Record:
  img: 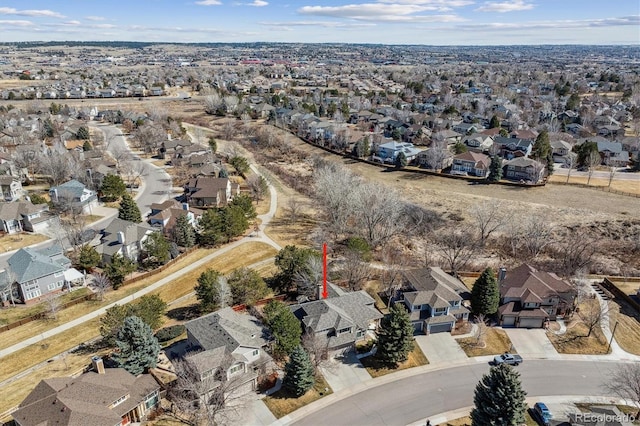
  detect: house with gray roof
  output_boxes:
[0,175,24,201]
[397,267,470,334]
[183,307,272,395]
[0,200,53,234]
[503,157,545,183]
[2,244,72,304]
[49,179,97,214]
[95,218,155,264]
[290,284,383,352]
[375,140,423,164]
[13,357,160,426]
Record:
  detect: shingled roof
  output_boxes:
[7,244,69,283]
[500,264,575,300]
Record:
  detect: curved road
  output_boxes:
[288,360,632,426]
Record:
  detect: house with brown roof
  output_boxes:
[185,177,240,208]
[396,267,470,334]
[0,175,24,201]
[148,200,201,237]
[451,151,490,177]
[498,264,577,328]
[0,200,53,234]
[503,157,545,183]
[13,357,160,426]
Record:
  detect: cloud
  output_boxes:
[249,0,269,6]
[0,19,34,27]
[195,0,222,5]
[456,15,640,31]
[85,16,106,21]
[298,3,466,22]
[475,0,534,13]
[261,20,376,28]
[0,7,65,18]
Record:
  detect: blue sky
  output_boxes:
[0,1,638,44]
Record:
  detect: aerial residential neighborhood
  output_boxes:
[0,2,639,426]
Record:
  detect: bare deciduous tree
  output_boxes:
[578,298,608,338]
[586,150,601,186]
[474,314,488,347]
[294,255,323,300]
[602,363,640,418]
[92,273,111,301]
[285,197,303,225]
[340,249,371,292]
[564,152,577,183]
[379,247,407,308]
[552,230,597,277]
[519,213,555,259]
[302,331,329,374]
[246,174,268,203]
[44,293,61,320]
[433,226,477,277]
[470,200,505,247]
[605,158,617,188]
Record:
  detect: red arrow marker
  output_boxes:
[322,242,328,299]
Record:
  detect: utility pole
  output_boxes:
[607,321,618,354]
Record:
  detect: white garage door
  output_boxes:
[502,316,516,326]
[519,317,544,329]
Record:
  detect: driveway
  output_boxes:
[503,328,560,359]
[415,333,468,365]
[320,351,371,393]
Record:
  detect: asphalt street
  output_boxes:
[289,360,629,426]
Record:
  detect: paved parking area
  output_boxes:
[320,351,372,392]
[415,333,468,364]
[503,328,560,359]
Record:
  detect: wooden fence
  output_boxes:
[232,294,286,312]
[548,181,640,198]
[601,277,640,314]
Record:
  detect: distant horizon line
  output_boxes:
[1,41,638,47]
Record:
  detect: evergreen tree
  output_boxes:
[470,267,500,316]
[101,174,127,202]
[532,130,553,176]
[229,156,250,176]
[77,244,100,272]
[118,193,142,223]
[471,364,528,426]
[104,253,137,289]
[83,140,92,151]
[230,193,257,220]
[489,115,500,129]
[218,168,228,178]
[395,151,407,168]
[100,295,166,346]
[273,245,320,293]
[28,193,48,205]
[76,126,90,140]
[194,269,228,313]
[283,345,315,397]
[208,136,217,154]
[376,304,414,367]
[263,300,302,358]
[454,141,468,154]
[227,267,269,306]
[142,231,171,268]
[113,316,161,375]
[173,214,195,248]
[487,155,503,182]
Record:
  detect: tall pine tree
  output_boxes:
[470,267,500,316]
[283,345,315,397]
[113,315,161,375]
[118,193,142,223]
[532,130,553,177]
[487,155,503,182]
[471,364,528,426]
[376,304,414,367]
[173,214,195,248]
[194,269,228,313]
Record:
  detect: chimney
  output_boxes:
[498,267,507,284]
[167,132,172,141]
[116,231,125,245]
[182,202,189,211]
[92,356,105,374]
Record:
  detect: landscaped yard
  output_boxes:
[262,374,333,419]
[360,344,429,378]
[608,299,640,355]
[0,232,48,254]
[547,322,609,355]
[456,328,514,357]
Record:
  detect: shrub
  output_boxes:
[154,324,186,342]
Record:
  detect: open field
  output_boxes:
[608,279,640,296]
[0,79,53,90]
[547,174,640,196]
[456,328,514,357]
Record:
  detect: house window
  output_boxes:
[356,329,365,339]
[144,390,159,410]
[47,283,57,291]
[54,271,63,278]
[111,394,129,408]
[337,327,351,335]
[450,300,460,307]
[252,349,259,357]
[434,307,447,316]
[229,363,243,375]
[57,281,64,288]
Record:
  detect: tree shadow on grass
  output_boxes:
[166,305,200,322]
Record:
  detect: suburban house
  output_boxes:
[498,264,577,328]
[185,177,240,208]
[451,151,491,177]
[95,218,155,264]
[396,267,470,334]
[183,307,272,396]
[49,179,97,214]
[289,284,383,352]
[0,201,52,234]
[550,140,573,157]
[503,157,545,183]
[0,175,24,201]
[374,140,422,164]
[493,136,533,159]
[596,140,630,166]
[2,244,74,304]
[462,133,494,152]
[12,357,160,426]
[148,199,201,237]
